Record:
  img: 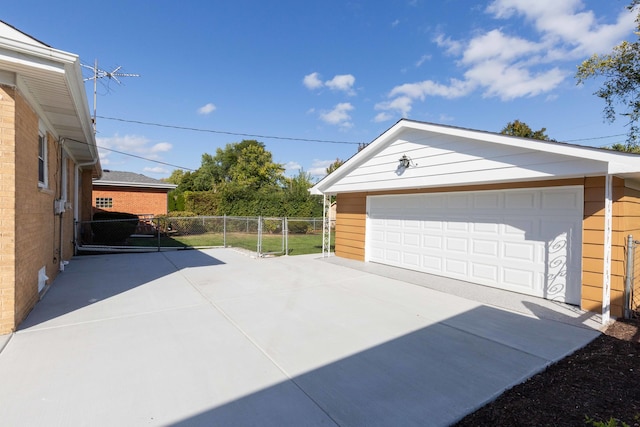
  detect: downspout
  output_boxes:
[602,174,613,325]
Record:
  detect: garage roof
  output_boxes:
[0,21,100,175]
[311,119,640,195]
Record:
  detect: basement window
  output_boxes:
[95,197,113,208]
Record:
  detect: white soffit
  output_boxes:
[310,119,640,194]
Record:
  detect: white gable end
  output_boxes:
[323,129,608,194]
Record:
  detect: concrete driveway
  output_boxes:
[0,249,601,426]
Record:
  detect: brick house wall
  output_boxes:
[0,85,82,334]
[92,186,170,216]
[0,85,17,333]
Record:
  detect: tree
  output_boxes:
[576,1,640,148]
[325,158,344,175]
[500,120,554,141]
[228,142,284,189]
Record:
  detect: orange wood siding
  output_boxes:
[335,193,366,260]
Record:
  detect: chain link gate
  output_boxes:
[625,235,640,319]
[77,215,328,257]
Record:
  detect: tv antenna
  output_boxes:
[82,59,139,133]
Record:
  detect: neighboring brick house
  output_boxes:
[92,170,177,216]
[0,21,101,334]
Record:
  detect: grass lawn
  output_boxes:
[127,231,335,255]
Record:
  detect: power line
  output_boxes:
[97,145,196,171]
[563,133,626,143]
[97,115,363,145]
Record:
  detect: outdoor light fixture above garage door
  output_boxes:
[398,154,416,169]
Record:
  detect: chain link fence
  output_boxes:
[625,235,640,319]
[77,215,334,257]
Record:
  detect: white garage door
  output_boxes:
[367,187,583,304]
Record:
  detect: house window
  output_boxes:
[38,133,47,187]
[95,197,113,208]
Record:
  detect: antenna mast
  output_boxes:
[82,59,139,133]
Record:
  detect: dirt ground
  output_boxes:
[454,317,640,426]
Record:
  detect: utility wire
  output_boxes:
[97,145,196,171]
[65,137,196,171]
[563,133,626,143]
[97,115,363,145]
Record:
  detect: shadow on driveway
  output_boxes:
[19,250,225,330]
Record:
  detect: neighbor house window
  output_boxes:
[95,197,113,208]
[38,132,47,187]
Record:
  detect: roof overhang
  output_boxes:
[311,119,640,195]
[0,23,101,176]
[92,180,178,190]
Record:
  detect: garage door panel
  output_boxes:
[503,242,535,262]
[505,192,537,210]
[473,192,501,209]
[367,187,583,305]
[473,222,499,233]
[445,259,468,276]
[472,263,499,281]
[445,237,468,253]
[472,240,499,257]
[403,233,420,246]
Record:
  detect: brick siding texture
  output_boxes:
[0,86,79,334]
[0,85,17,334]
[92,187,169,216]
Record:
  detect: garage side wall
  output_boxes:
[582,177,630,318]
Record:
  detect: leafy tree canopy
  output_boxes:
[576,1,640,148]
[325,158,344,175]
[500,120,555,141]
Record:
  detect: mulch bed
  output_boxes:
[454,317,640,427]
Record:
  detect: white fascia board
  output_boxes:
[94,181,178,190]
[64,58,98,159]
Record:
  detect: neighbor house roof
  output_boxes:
[0,20,100,175]
[93,170,178,190]
[311,119,640,195]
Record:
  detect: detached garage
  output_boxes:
[310,119,640,321]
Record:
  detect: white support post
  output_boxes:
[322,194,331,258]
[602,174,613,324]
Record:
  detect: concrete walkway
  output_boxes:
[0,249,601,426]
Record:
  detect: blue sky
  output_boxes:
[3,1,637,179]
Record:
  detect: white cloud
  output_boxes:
[197,103,216,115]
[416,54,431,67]
[320,103,354,128]
[374,112,394,123]
[304,72,356,95]
[97,134,173,166]
[325,74,356,95]
[143,166,170,175]
[303,72,324,90]
[150,142,172,153]
[284,161,302,175]
[375,1,636,117]
[308,159,336,178]
[391,19,400,28]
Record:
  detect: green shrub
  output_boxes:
[91,211,139,244]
